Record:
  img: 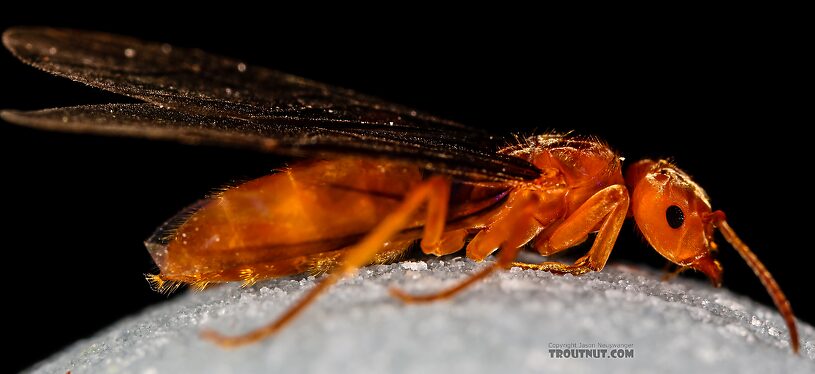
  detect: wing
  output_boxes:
[1,27,540,182]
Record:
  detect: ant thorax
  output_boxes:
[500,134,625,210]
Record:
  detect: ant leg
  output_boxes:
[660,263,688,282]
[422,229,469,256]
[512,184,628,275]
[417,179,463,256]
[390,192,542,303]
[389,245,523,303]
[201,176,451,347]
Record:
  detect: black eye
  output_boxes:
[666,205,685,229]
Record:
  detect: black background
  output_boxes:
[1,11,810,372]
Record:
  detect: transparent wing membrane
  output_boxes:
[2,27,540,181]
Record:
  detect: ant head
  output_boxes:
[625,158,799,353]
[625,159,722,286]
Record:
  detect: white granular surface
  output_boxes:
[28,257,814,373]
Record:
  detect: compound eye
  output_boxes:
[666,205,685,229]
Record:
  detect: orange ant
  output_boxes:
[0,27,799,353]
[160,137,794,353]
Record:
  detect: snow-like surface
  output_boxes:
[29,257,814,373]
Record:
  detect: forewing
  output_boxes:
[1,104,538,181]
[2,27,540,181]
